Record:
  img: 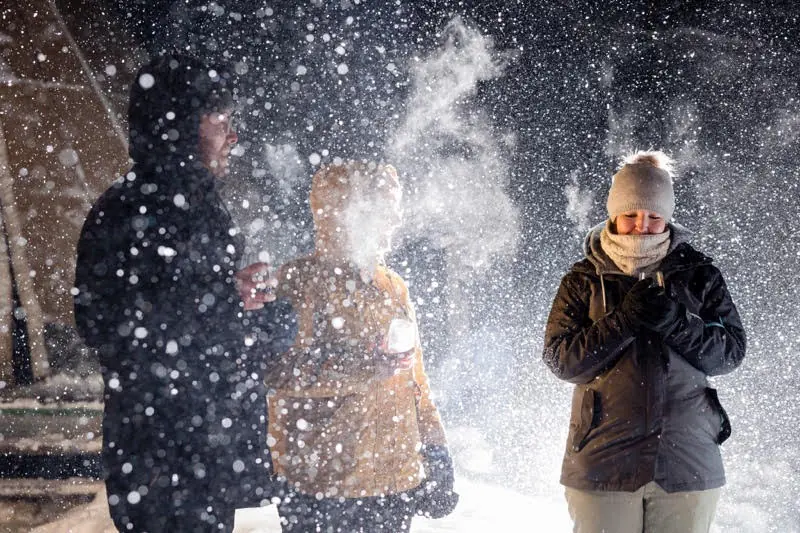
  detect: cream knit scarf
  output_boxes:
[599,220,671,276]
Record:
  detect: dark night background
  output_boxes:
[7,0,799,530]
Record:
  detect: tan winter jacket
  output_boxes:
[265,256,447,498]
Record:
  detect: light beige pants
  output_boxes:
[565,481,721,533]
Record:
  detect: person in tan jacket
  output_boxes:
[265,161,458,532]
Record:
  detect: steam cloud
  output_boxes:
[232,142,311,266]
[564,172,594,233]
[387,17,520,277]
[239,17,521,276]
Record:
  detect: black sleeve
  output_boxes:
[73,200,130,372]
[244,297,298,369]
[665,266,746,376]
[74,195,245,375]
[542,272,636,384]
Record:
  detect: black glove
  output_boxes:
[414,445,459,519]
[639,290,682,333]
[619,279,680,334]
[618,279,658,331]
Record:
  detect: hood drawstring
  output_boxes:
[600,273,608,314]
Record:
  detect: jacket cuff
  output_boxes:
[664,305,702,347]
[423,444,451,460]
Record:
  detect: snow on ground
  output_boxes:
[236,478,571,533]
[20,428,800,533]
[28,478,570,533]
[23,462,800,533]
[712,447,800,533]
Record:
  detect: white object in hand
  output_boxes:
[386,318,416,354]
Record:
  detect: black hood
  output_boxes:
[128,53,234,167]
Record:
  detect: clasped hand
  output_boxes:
[620,278,681,334]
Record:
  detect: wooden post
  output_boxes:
[0,120,49,381]
[0,213,13,387]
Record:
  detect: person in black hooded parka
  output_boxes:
[74,54,295,532]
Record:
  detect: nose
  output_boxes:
[227,128,238,145]
[635,214,650,234]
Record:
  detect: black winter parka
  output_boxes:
[74,160,294,525]
[73,55,295,531]
[543,235,746,493]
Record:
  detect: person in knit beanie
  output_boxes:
[542,151,747,533]
[600,151,675,276]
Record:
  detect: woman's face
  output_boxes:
[614,209,667,235]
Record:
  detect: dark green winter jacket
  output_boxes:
[543,224,746,493]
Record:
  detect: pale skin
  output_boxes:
[321,173,404,262]
[613,209,667,235]
[197,111,277,310]
[235,262,277,310]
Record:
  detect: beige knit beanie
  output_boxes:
[607,153,675,221]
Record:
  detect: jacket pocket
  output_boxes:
[705,387,731,444]
[571,388,601,452]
